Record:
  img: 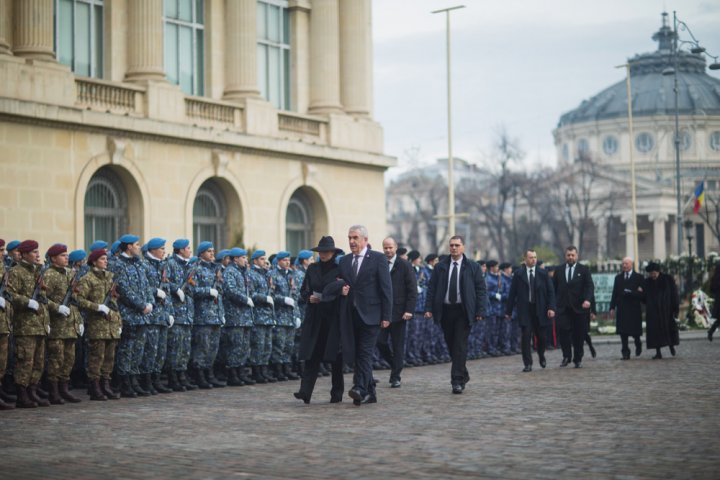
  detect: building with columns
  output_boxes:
[0,0,393,253]
[553,13,720,260]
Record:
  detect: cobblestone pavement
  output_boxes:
[2,333,718,480]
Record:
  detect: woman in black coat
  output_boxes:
[642,262,679,359]
[293,236,345,404]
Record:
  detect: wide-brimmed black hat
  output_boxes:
[321,279,347,302]
[311,236,342,253]
[645,261,662,273]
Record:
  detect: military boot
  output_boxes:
[89,379,107,401]
[226,367,244,386]
[273,363,288,381]
[101,378,120,400]
[168,370,186,392]
[206,369,226,388]
[152,373,172,394]
[195,368,212,389]
[130,375,151,396]
[48,381,65,405]
[262,365,277,383]
[142,373,158,395]
[284,363,299,380]
[28,384,50,407]
[15,385,36,408]
[239,367,256,385]
[59,381,82,403]
[178,370,197,390]
[120,375,137,398]
[251,366,267,384]
[0,381,16,403]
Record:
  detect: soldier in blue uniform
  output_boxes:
[405,251,424,366]
[247,250,276,383]
[498,262,519,354]
[220,247,256,386]
[113,234,154,398]
[190,241,226,389]
[68,249,88,389]
[423,254,450,363]
[485,260,510,356]
[139,237,174,394]
[269,251,299,381]
[164,238,196,391]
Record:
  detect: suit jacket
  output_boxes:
[506,266,556,327]
[338,248,392,325]
[388,257,417,323]
[553,262,594,316]
[424,254,487,325]
[609,271,644,336]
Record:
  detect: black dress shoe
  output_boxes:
[348,388,370,406]
[390,379,401,388]
[539,357,546,369]
[522,365,532,372]
[451,384,463,394]
[574,362,582,368]
[652,351,663,360]
[330,397,342,404]
[589,345,597,358]
[560,358,570,367]
[635,344,642,356]
[621,354,630,360]
[669,345,676,356]
[293,391,310,404]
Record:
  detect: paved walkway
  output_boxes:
[2,332,718,479]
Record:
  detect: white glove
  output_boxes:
[266,296,274,305]
[156,288,167,300]
[58,305,71,316]
[97,304,110,315]
[210,288,219,298]
[221,316,226,326]
[0,296,5,309]
[145,303,153,313]
[176,289,186,303]
[294,317,302,329]
[495,293,502,301]
[168,315,175,328]
[417,286,423,294]
[246,298,255,308]
[284,297,296,308]
[46,324,51,334]
[28,299,39,311]
[79,323,85,336]
[118,327,123,336]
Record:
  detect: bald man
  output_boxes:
[609,257,644,360]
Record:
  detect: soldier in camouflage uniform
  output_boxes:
[114,234,154,398]
[67,249,88,390]
[220,247,256,386]
[5,240,21,268]
[292,250,313,373]
[75,249,122,400]
[0,240,16,409]
[269,251,300,381]
[140,238,174,394]
[190,241,226,389]
[7,240,51,408]
[42,244,83,404]
[247,250,276,383]
[164,238,196,391]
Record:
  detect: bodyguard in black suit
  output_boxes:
[339,225,392,406]
[506,249,556,372]
[376,238,417,388]
[552,246,594,368]
[609,257,644,359]
[425,235,487,394]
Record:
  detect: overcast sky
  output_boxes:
[372,0,720,175]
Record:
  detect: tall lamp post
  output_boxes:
[684,219,694,294]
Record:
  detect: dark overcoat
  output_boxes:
[609,271,644,336]
[643,273,679,349]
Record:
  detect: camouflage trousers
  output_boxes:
[249,325,273,366]
[140,325,168,374]
[165,324,192,372]
[218,326,251,368]
[14,335,45,387]
[115,324,147,376]
[46,338,77,382]
[87,339,118,380]
[191,325,221,370]
[0,333,8,378]
[270,326,295,364]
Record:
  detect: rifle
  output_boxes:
[179,265,198,293]
[212,265,223,304]
[101,280,119,319]
[0,270,9,309]
[159,265,170,304]
[31,264,50,314]
[61,269,81,308]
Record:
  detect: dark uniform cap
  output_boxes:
[408,250,421,262]
[88,248,107,265]
[0,239,4,248]
[645,262,662,273]
[6,240,20,251]
[486,260,498,268]
[46,243,68,258]
[397,247,408,256]
[17,240,39,253]
[425,253,438,263]
[499,262,512,270]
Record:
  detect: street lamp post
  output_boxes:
[684,219,694,294]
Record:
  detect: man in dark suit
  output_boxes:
[424,235,487,394]
[610,257,644,360]
[506,249,556,372]
[339,225,392,406]
[552,246,594,368]
[376,237,417,388]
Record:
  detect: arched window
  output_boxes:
[193,180,226,248]
[286,191,313,255]
[84,167,127,249]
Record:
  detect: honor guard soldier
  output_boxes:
[269,251,299,382]
[42,244,84,404]
[75,249,122,400]
[5,240,21,268]
[247,250,276,384]
[0,239,15,409]
[7,240,51,407]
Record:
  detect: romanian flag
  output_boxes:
[693,181,705,214]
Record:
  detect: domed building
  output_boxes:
[554,12,720,261]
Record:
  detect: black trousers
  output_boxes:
[351,308,380,398]
[376,320,407,381]
[558,310,588,364]
[521,307,545,367]
[440,304,471,386]
[620,334,642,356]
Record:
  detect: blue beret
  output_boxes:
[251,249,266,260]
[147,237,166,250]
[197,241,213,255]
[189,256,198,264]
[228,247,247,257]
[110,240,121,255]
[89,240,108,251]
[173,238,189,250]
[141,243,149,253]
[69,249,86,263]
[276,251,290,260]
[298,250,313,260]
[6,240,20,251]
[216,249,230,261]
[119,234,140,244]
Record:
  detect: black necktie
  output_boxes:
[567,265,573,283]
[626,272,630,281]
[352,255,360,280]
[449,262,458,304]
[529,269,535,303]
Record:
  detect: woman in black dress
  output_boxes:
[293,236,345,404]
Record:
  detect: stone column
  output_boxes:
[339,0,371,117]
[223,0,260,100]
[649,214,668,260]
[289,0,311,113]
[308,0,342,114]
[593,216,607,262]
[125,0,166,82]
[12,0,54,60]
[0,0,12,55]
[621,215,636,260]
